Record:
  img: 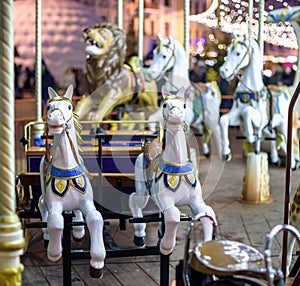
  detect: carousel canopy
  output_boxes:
[14,0,103,81]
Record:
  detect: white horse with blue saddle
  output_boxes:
[147,34,223,160]
[129,86,216,255]
[38,85,106,279]
[219,34,298,169]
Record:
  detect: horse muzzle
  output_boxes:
[219,66,235,81]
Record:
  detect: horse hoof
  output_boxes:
[89,265,104,280]
[203,152,210,158]
[272,159,282,167]
[73,235,85,242]
[160,246,173,256]
[48,253,62,262]
[223,153,232,162]
[44,239,49,249]
[134,235,145,247]
[292,161,300,171]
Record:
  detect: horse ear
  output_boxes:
[65,85,74,100]
[161,85,169,99]
[177,86,185,98]
[157,33,164,43]
[48,87,58,99]
[232,32,237,39]
[168,35,173,44]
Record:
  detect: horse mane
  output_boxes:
[73,111,83,153]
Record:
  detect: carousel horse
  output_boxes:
[129,86,216,255]
[38,85,106,279]
[219,33,298,169]
[147,34,223,160]
[74,22,158,122]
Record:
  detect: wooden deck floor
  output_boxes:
[17,126,300,285]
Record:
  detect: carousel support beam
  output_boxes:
[117,0,123,29]
[0,0,25,284]
[184,0,190,67]
[33,0,44,146]
[138,0,144,63]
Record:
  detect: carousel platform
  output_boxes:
[16,126,300,285]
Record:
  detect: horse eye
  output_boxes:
[163,103,167,108]
[183,104,186,109]
[68,105,72,110]
[47,106,50,111]
[236,52,240,56]
[162,55,166,59]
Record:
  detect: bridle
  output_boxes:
[225,39,251,82]
[45,97,82,167]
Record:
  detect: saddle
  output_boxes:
[143,141,163,183]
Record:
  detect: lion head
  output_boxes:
[82,23,127,93]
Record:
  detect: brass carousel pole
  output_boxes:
[138,0,144,63]
[117,0,123,29]
[33,0,44,145]
[0,0,25,285]
[184,0,190,68]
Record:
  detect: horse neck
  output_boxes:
[51,127,81,169]
[162,122,189,164]
[237,44,264,92]
[168,42,190,91]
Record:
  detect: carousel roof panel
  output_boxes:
[13,0,103,81]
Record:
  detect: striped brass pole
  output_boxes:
[184,0,190,68]
[33,0,44,146]
[0,0,25,285]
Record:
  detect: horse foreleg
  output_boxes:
[129,181,149,246]
[47,209,63,262]
[84,205,106,279]
[219,113,231,160]
[269,139,280,165]
[38,195,49,242]
[72,209,85,241]
[160,206,180,255]
[243,107,256,144]
[189,202,216,241]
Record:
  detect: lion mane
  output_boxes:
[83,22,128,94]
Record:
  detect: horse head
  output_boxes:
[267,6,299,23]
[219,34,251,81]
[46,85,74,135]
[148,34,176,80]
[161,85,186,125]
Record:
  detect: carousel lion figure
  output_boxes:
[74,22,159,122]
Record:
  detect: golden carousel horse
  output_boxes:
[74,22,158,122]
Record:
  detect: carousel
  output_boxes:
[2,0,300,285]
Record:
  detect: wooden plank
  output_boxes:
[216,210,250,244]
[22,265,49,285]
[39,265,65,286]
[105,263,159,286]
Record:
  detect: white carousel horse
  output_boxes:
[38,85,105,279]
[147,34,223,160]
[129,86,216,255]
[219,34,298,169]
